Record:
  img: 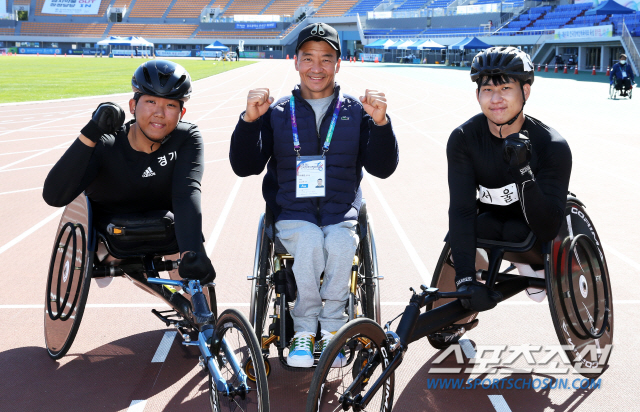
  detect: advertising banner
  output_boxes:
[196,50,224,57]
[367,11,392,19]
[234,14,280,22]
[155,50,191,57]
[235,22,277,30]
[67,48,106,55]
[361,53,382,62]
[18,47,61,54]
[554,24,613,40]
[41,0,102,15]
[239,51,265,58]
[457,3,499,14]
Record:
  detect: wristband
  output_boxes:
[80,120,105,143]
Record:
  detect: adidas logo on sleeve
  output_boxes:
[142,167,156,178]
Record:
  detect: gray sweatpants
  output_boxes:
[275,219,359,333]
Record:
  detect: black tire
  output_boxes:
[361,229,376,321]
[209,309,269,412]
[547,198,613,379]
[425,241,480,350]
[44,195,93,360]
[253,226,273,339]
[306,318,394,412]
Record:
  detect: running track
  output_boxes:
[1,59,639,411]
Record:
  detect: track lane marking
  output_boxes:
[365,173,432,284]
[488,395,513,412]
[151,331,177,363]
[0,187,42,196]
[205,177,242,256]
[0,208,63,256]
[126,400,147,412]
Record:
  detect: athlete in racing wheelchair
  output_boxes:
[42,60,269,411]
[306,47,613,411]
[229,23,399,370]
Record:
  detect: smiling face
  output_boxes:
[295,40,341,100]
[129,95,185,143]
[476,77,530,128]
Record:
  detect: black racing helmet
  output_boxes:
[131,60,192,102]
[470,46,535,86]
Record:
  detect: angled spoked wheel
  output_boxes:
[547,197,613,378]
[209,309,269,412]
[306,318,394,412]
[44,194,94,360]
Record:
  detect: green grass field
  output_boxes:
[0,56,255,103]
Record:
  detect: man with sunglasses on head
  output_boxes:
[230,23,399,368]
[447,47,572,313]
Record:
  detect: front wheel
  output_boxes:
[209,309,269,412]
[306,318,394,412]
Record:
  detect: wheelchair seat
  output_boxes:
[477,231,544,268]
[94,210,179,259]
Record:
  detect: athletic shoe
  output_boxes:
[287,331,315,368]
[320,330,347,368]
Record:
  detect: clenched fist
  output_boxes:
[244,88,274,123]
[359,89,388,126]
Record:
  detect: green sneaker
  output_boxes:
[320,330,347,368]
[287,331,315,368]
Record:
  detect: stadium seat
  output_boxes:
[167,0,212,19]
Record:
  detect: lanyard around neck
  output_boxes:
[290,95,341,157]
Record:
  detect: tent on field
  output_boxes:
[97,36,154,56]
[449,36,492,50]
[205,41,230,51]
[364,38,391,48]
[585,0,635,15]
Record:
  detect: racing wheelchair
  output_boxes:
[44,194,269,411]
[247,200,382,374]
[609,78,633,100]
[306,193,613,411]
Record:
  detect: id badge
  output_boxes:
[296,155,326,198]
[622,71,627,78]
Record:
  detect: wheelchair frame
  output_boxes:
[44,194,269,411]
[609,79,633,100]
[306,193,613,411]
[247,200,382,372]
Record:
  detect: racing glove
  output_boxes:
[456,277,503,312]
[179,251,216,284]
[503,132,535,185]
[80,102,126,143]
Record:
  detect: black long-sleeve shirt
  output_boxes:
[43,120,204,253]
[447,114,572,281]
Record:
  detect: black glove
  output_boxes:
[456,277,503,312]
[503,132,534,184]
[80,102,126,143]
[179,251,216,283]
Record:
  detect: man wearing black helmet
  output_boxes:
[43,59,214,285]
[447,47,572,312]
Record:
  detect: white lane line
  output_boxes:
[0,208,63,256]
[0,139,73,171]
[204,139,230,145]
[365,173,432,284]
[151,331,177,363]
[604,244,640,272]
[204,158,229,164]
[205,177,242,256]
[0,187,42,196]
[5,300,639,309]
[459,337,477,359]
[0,148,64,156]
[127,399,147,412]
[488,395,513,412]
[0,163,55,172]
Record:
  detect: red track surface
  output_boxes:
[1,59,638,411]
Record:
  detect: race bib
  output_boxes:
[478,183,519,206]
[296,155,326,198]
